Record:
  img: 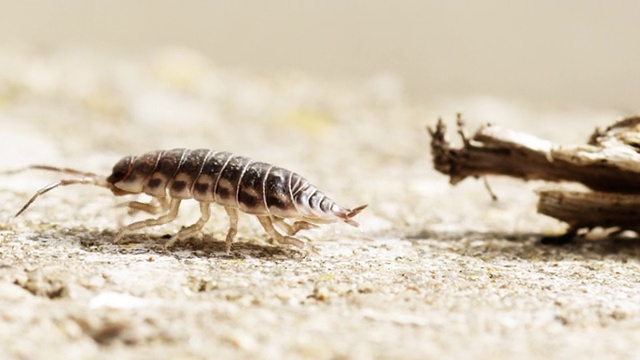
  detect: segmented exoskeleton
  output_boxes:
[9,149,367,254]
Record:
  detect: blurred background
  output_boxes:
[2,3,640,360]
[0,0,638,111]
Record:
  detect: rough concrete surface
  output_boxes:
[1,48,639,359]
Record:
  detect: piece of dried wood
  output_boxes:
[536,188,640,231]
[428,114,640,239]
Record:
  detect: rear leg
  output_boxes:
[113,198,182,243]
[273,218,318,236]
[257,216,305,249]
[165,202,211,249]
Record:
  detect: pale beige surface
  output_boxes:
[1,1,639,109]
[1,48,639,359]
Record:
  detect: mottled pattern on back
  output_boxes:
[107,148,358,223]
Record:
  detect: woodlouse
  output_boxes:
[9,149,367,254]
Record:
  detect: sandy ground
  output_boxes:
[1,47,639,359]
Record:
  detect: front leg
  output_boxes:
[114,198,181,243]
[118,196,169,216]
[165,202,212,249]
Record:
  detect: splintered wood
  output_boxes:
[429,115,640,240]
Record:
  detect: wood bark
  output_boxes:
[428,115,640,239]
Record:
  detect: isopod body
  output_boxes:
[12,149,367,254]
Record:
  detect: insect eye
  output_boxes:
[107,156,134,184]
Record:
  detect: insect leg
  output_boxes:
[113,198,181,243]
[256,216,305,249]
[118,196,169,216]
[165,202,211,249]
[272,218,318,236]
[223,207,239,255]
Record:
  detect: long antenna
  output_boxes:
[1,165,100,178]
[4,165,110,216]
[15,177,110,217]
